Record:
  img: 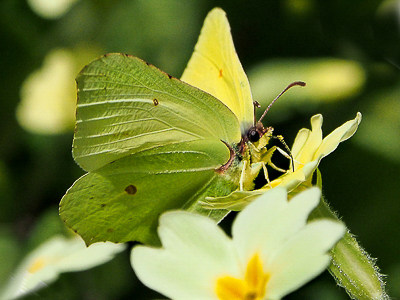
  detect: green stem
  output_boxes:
[309,194,389,300]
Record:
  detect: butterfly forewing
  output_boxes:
[74,54,241,172]
[181,8,254,133]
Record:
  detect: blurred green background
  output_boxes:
[1,0,399,299]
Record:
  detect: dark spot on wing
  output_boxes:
[125,184,137,195]
[153,98,159,106]
[101,203,106,208]
[167,73,173,79]
[219,69,223,77]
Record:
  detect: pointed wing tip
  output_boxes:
[209,7,226,15]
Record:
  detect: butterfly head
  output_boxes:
[239,81,306,154]
[239,122,273,156]
[246,122,272,143]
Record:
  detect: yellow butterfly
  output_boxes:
[182,8,302,191]
[60,8,295,245]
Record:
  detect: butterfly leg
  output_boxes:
[261,162,272,188]
[259,146,292,184]
[268,159,288,173]
[275,146,292,160]
[240,158,265,191]
[239,160,247,191]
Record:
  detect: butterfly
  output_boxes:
[60,8,299,246]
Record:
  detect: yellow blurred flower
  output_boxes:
[17,49,77,135]
[1,235,125,300]
[249,59,366,111]
[27,0,79,19]
[17,46,102,135]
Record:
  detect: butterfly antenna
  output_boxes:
[258,81,306,123]
[253,101,261,125]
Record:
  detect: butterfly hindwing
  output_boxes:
[60,139,238,245]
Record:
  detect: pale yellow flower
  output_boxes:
[1,236,125,300]
[268,112,362,191]
[17,49,77,135]
[131,188,345,300]
[17,46,102,135]
[202,113,362,211]
[27,0,79,19]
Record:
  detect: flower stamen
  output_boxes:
[216,253,269,300]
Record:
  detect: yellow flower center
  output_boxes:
[216,253,269,300]
[28,257,47,273]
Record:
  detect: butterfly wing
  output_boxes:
[181,8,254,133]
[60,140,238,246]
[60,54,241,245]
[73,54,240,172]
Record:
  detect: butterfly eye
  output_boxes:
[248,128,260,143]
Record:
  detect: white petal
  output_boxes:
[158,212,237,269]
[259,188,322,263]
[275,158,320,192]
[295,114,323,165]
[131,211,239,300]
[273,176,303,193]
[232,188,321,266]
[56,241,126,272]
[132,246,220,300]
[314,112,362,160]
[265,220,345,299]
[300,157,321,177]
[291,128,310,159]
[232,188,286,262]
